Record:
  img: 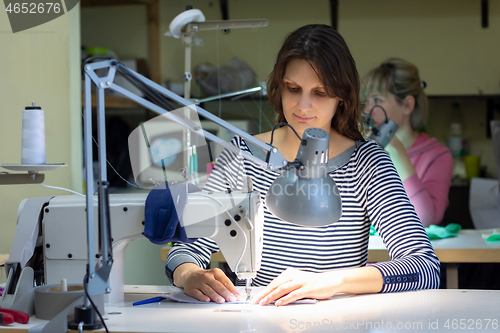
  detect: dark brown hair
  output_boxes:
[267,24,364,141]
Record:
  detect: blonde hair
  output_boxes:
[362,58,428,130]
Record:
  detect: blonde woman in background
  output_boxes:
[362,58,453,227]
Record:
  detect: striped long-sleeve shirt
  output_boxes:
[166,136,440,292]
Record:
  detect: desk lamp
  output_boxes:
[266,127,342,226]
[363,105,398,148]
[78,58,342,330]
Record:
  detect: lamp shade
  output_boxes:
[265,128,342,227]
[369,118,398,148]
[364,105,398,148]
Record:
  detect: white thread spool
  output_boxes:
[60,278,67,292]
[21,101,46,165]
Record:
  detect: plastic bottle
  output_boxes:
[446,102,467,185]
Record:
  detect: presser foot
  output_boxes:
[245,278,252,301]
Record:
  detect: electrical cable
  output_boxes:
[216,29,222,118]
[369,105,389,121]
[258,27,263,134]
[102,155,140,188]
[207,141,214,163]
[268,122,303,170]
[368,105,389,136]
[83,273,109,333]
[38,26,45,107]
[39,183,86,197]
[161,159,169,184]
[269,122,302,146]
[38,183,144,207]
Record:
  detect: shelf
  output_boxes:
[81,0,157,6]
[0,173,44,185]
[428,95,500,99]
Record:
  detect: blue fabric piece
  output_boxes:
[143,183,200,245]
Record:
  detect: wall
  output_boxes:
[0,6,82,284]
[340,0,500,96]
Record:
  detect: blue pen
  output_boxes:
[132,296,165,306]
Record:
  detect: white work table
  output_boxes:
[1,289,499,332]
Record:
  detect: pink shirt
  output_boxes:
[402,133,453,227]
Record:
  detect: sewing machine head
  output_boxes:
[2,187,264,305]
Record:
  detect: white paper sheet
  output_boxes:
[161,286,352,305]
[163,287,252,304]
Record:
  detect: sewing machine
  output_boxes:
[2,183,263,306]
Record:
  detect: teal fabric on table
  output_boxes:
[486,234,500,242]
[370,223,463,240]
[426,223,462,240]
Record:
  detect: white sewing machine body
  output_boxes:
[42,194,146,304]
[3,188,263,305]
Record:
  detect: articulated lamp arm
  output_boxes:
[82,59,288,298]
[84,59,288,171]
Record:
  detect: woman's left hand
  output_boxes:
[251,268,340,306]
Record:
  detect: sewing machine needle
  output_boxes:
[245,278,252,301]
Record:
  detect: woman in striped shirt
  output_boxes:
[166,24,440,306]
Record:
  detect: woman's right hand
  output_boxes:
[173,263,241,303]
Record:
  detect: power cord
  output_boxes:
[83,273,110,333]
[269,122,302,146]
[38,183,144,208]
[367,105,389,136]
[268,122,303,170]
